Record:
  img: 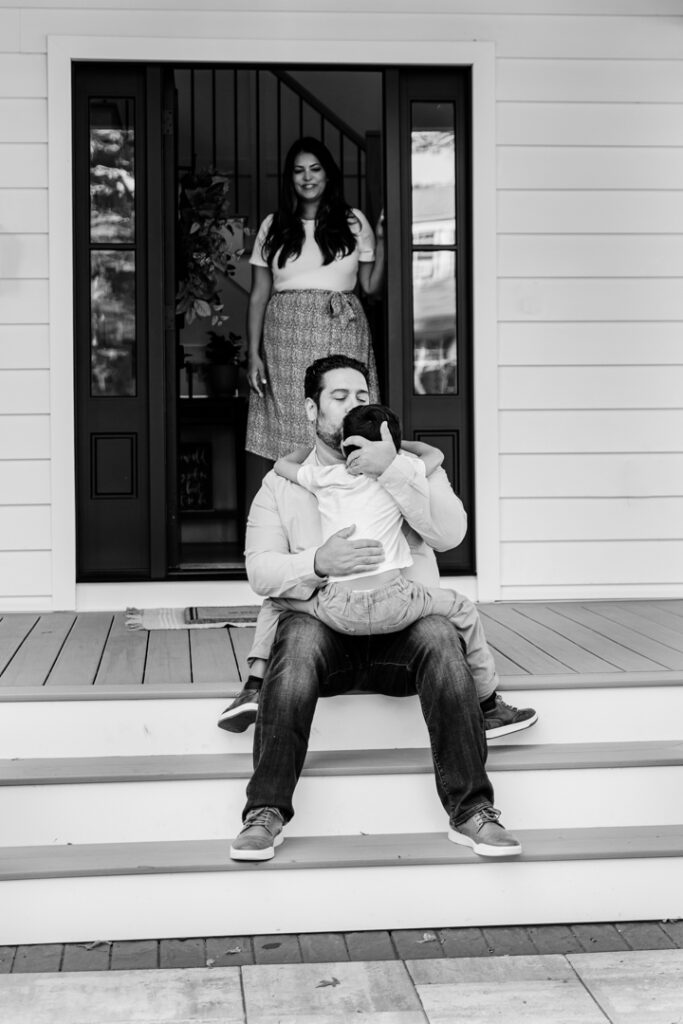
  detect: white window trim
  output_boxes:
[47,35,499,610]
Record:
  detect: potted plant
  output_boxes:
[202,330,246,397]
[175,169,241,326]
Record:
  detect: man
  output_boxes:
[230,354,523,862]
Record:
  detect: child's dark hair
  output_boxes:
[342,404,402,455]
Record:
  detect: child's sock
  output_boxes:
[244,675,263,692]
[479,692,497,713]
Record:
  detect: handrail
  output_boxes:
[272,69,367,152]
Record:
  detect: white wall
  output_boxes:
[0,41,52,608]
[0,0,682,609]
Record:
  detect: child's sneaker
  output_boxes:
[483,694,537,739]
[217,689,260,732]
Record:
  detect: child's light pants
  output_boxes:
[251,575,498,701]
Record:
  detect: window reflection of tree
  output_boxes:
[411,126,457,395]
[90,252,136,396]
[90,127,135,242]
[89,120,137,396]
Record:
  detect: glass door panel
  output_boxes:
[387,68,474,574]
[89,97,138,398]
[410,101,458,396]
[74,66,151,579]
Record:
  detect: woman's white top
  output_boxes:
[249,209,376,292]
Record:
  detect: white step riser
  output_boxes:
[2,857,683,946]
[2,766,682,846]
[2,687,683,758]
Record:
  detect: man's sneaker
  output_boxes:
[230,807,284,861]
[448,806,522,857]
[483,693,538,739]
[217,688,260,732]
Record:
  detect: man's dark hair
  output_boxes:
[304,354,369,405]
[342,403,402,455]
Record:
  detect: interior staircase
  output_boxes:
[2,663,683,945]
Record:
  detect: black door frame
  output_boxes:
[73,61,474,581]
[385,65,474,573]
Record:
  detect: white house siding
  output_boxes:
[0,26,51,608]
[0,1,682,609]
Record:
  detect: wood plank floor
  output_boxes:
[0,599,682,698]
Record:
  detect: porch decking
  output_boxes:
[1,599,683,699]
[2,598,683,944]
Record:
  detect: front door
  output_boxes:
[73,63,474,581]
[386,68,474,574]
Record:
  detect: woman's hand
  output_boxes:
[359,209,386,297]
[248,354,268,397]
[246,265,273,396]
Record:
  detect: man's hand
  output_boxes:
[344,421,397,479]
[313,525,385,577]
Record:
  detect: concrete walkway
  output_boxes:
[1,948,682,1023]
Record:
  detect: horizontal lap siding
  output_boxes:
[498,236,683,279]
[0,236,49,279]
[499,323,683,365]
[0,461,50,504]
[498,148,683,191]
[500,410,683,453]
[0,506,51,548]
[500,454,683,498]
[501,498,683,541]
[497,58,683,103]
[1,2,682,602]
[502,542,683,586]
[0,145,48,188]
[493,14,683,596]
[14,11,683,57]
[499,192,683,233]
[499,367,683,409]
[0,32,50,598]
[0,326,49,370]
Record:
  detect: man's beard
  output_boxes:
[316,423,343,452]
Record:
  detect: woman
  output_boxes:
[245,137,385,461]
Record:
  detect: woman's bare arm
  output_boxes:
[247,264,273,396]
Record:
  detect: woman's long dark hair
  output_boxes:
[262,137,358,269]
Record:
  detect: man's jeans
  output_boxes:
[244,612,494,828]
[251,577,498,703]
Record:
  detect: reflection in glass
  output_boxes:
[90,98,135,243]
[90,250,136,396]
[411,102,455,246]
[411,101,458,394]
[412,251,457,395]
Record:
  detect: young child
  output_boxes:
[219,404,537,739]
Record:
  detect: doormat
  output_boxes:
[125,606,261,631]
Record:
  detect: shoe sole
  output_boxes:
[485,710,538,740]
[229,834,284,862]
[448,828,522,857]
[217,705,258,733]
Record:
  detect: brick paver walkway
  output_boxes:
[3,920,683,974]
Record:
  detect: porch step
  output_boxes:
[2,825,683,944]
[5,739,683,783]
[2,742,683,845]
[3,681,683,759]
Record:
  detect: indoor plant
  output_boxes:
[175,169,240,326]
[202,329,246,397]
